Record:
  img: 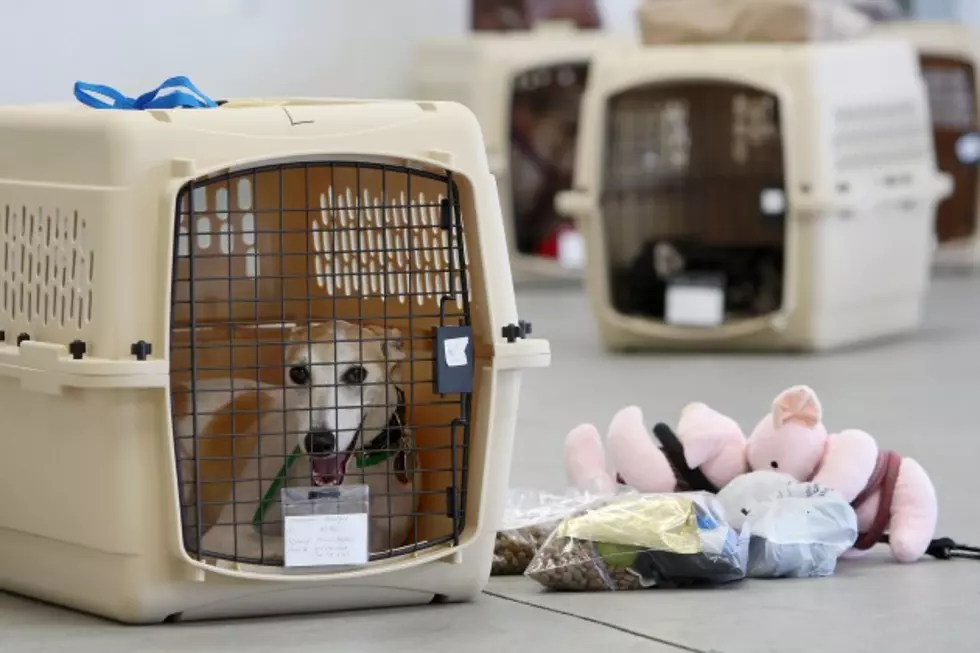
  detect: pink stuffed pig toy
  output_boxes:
[747,385,938,563]
[565,402,750,495]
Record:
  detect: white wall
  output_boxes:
[0,0,468,103]
[0,0,639,105]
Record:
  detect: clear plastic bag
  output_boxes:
[740,482,859,578]
[524,493,746,591]
[492,488,616,576]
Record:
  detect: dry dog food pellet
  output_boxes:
[525,535,642,591]
[491,523,557,576]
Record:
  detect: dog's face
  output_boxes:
[283,321,405,486]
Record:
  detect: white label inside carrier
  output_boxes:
[665,284,724,327]
[283,513,369,567]
[759,188,786,216]
[444,336,470,368]
[557,229,586,269]
[957,133,980,164]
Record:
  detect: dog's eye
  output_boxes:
[288,365,310,385]
[341,365,368,385]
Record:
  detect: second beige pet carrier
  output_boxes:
[872,20,980,269]
[558,39,951,352]
[0,98,550,623]
[412,22,627,283]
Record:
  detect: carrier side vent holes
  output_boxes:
[178,179,260,277]
[1,206,94,328]
[178,175,471,307]
[312,187,470,307]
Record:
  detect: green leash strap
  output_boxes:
[252,445,304,529]
[354,448,398,469]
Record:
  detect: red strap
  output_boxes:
[853,450,903,550]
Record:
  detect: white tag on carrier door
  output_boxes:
[281,485,370,568]
[665,276,725,327]
[284,513,369,567]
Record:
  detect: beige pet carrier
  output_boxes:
[412,22,627,283]
[872,21,980,269]
[0,98,550,623]
[557,39,951,352]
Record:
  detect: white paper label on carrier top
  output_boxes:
[443,336,470,368]
[665,284,725,327]
[956,133,980,164]
[283,513,369,567]
[558,229,586,269]
[759,188,786,216]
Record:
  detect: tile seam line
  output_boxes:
[482,590,718,653]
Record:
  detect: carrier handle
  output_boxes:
[554,189,594,222]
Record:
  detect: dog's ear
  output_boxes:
[382,327,405,364]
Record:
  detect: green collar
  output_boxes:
[251,445,397,529]
[355,448,398,469]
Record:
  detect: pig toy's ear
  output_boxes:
[772,385,822,429]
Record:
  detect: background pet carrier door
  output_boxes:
[871,21,980,269]
[411,22,627,283]
[602,81,787,328]
[558,40,952,352]
[0,99,549,623]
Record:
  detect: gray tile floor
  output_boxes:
[3,273,980,652]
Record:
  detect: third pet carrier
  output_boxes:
[557,39,951,352]
[872,20,980,269]
[412,21,627,283]
[0,98,549,622]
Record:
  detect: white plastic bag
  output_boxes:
[718,472,858,578]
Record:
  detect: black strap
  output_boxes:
[652,423,721,494]
[878,535,980,560]
[362,386,406,453]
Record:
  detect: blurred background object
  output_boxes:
[473,0,602,30]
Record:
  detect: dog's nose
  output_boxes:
[304,428,336,455]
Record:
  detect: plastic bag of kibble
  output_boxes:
[492,488,624,576]
[524,493,746,591]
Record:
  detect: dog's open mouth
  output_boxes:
[310,454,351,487]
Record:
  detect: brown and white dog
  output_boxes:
[173,320,419,564]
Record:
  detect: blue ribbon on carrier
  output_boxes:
[73,75,218,110]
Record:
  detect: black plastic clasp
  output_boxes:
[445,486,459,519]
[501,320,532,343]
[439,198,453,230]
[433,325,473,395]
[130,340,153,361]
[68,340,87,360]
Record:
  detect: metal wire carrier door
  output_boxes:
[169,160,474,567]
[602,81,788,324]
